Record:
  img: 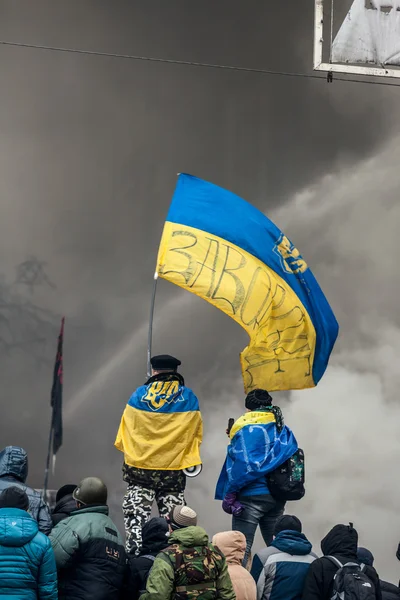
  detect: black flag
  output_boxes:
[51,317,64,456]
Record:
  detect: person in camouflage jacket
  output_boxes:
[140,506,235,600]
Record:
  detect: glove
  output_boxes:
[222,493,244,516]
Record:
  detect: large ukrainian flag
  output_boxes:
[115,379,202,470]
[157,174,338,392]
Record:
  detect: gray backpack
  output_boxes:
[326,556,376,600]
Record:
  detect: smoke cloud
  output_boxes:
[1,0,399,583]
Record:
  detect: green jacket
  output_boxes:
[140,526,235,600]
[49,505,126,600]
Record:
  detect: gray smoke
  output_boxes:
[0,0,399,582]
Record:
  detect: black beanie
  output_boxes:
[56,484,77,503]
[245,389,273,411]
[0,486,29,510]
[274,515,302,536]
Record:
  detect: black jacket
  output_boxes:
[51,494,77,526]
[0,446,52,535]
[381,580,400,600]
[124,517,169,600]
[302,525,382,600]
[50,505,126,600]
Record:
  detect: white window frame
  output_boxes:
[313,0,400,78]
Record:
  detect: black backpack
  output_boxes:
[267,448,305,501]
[327,556,376,600]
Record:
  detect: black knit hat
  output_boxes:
[245,389,273,411]
[56,484,77,504]
[0,486,29,511]
[274,515,302,536]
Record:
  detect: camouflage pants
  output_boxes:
[123,484,186,555]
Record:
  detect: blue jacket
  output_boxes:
[251,530,317,600]
[0,446,52,534]
[0,507,58,599]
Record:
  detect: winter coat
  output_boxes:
[0,446,52,535]
[0,507,57,599]
[124,517,170,600]
[51,494,76,526]
[140,526,236,600]
[213,530,256,600]
[49,504,126,600]
[251,529,317,600]
[302,524,382,600]
[381,580,400,600]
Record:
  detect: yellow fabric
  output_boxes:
[114,404,203,470]
[157,222,316,392]
[229,411,276,439]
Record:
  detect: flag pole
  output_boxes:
[42,416,54,501]
[147,272,159,378]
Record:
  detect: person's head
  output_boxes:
[166,505,197,532]
[56,484,77,504]
[140,517,170,555]
[321,523,358,558]
[0,486,29,511]
[245,389,273,412]
[0,446,28,483]
[274,515,302,537]
[357,547,374,567]
[150,354,181,376]
[73,477,107,508]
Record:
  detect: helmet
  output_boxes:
[73,477,107,506]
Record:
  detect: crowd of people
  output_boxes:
[0,355,399,599]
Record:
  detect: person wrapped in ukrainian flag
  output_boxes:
[115,354,202,556]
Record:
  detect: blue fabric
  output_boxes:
[167,174,339,384]
[252,531,315,600]
[272,530,313,555]
[128,383,199,413]
[240,477,270,496]
[0,507,57,599]
[0,447,52,535]
[215,420,298,499]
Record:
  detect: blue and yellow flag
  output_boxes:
[215,411,298,499]
[157,174,338,392]
[115,379,203,470]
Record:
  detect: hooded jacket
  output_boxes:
[380,581,400,600]
[140,526,236,600]
[50,504,126,600]
[51,494,77,526]
[0,507,57,599]
[0,446,52,535]
[251,529,316,600]
[302,525,381,600]
[213,531,257,600]
[124,517,170,600]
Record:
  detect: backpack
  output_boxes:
[138,555,156,594]
[267,448,305,501]
[163,543,222,599]
[326,556,376,600]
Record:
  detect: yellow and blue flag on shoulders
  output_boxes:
[115,378,203,470]
[157,174,338,392]
[215,411,298,499]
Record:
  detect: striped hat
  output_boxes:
[168,505,197,530]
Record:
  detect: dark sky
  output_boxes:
[1,0,399,578]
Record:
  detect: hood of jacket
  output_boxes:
[140,517,169,555]
[0,447,28,483]
[53,494,77,518]
[271,530,313,556]
[0,508,38,547]
[212,531,245,565]
[170,526,209,547]
[321,524,358,560]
